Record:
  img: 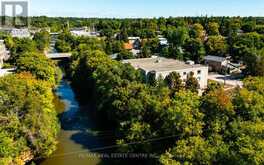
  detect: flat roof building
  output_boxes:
[123,57,209,89]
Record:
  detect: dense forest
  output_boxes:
[0,16,264,164]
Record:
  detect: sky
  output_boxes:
[29,0,264,18]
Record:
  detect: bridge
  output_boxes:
[46,53,72,59]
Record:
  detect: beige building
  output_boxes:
[123,57,209,89]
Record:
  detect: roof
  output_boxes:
[123,43,133,50]
[123,57,207,72]
[204,55,228,63]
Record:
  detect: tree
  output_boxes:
[190,23,205,41]
[242,48,264,76]
[16,52,61,86]
[33,30,50,52]
[139,45,152,58]
[205,35,228,56]
[55,39,71,52]
[208,22,220,36]
[117,50,134,60]
[167,27,189,48]
[185,72,199,93]
[184,38,206,63]
[147,71,157,86]
[0,73,59,164]
[165,72,183,93]
[241,20,256,33]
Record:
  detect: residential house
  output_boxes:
[123,37,141,56]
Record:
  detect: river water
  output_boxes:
[40,80,113,165]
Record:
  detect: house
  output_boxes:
[0,40,10,68]
[10,28,31,38]
[127,37,141,49]
[123,56,209,90]
[204,55,231,72]
[123,37,141,56]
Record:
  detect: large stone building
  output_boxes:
[123,57,209,89]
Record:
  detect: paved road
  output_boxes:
[208,74,243,88]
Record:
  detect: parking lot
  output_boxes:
[208,73,243,88]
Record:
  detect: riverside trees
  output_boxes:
[0,73,60,164]
[0,32,61,164]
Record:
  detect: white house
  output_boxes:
[123,57,209,90]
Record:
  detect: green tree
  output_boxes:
[33,30,50,52]
[184,38,206,63]
[185,72,199,93]
[16,52,61,86]
[165,72,183,93]
[140,45,152,58]
[205,35,228,56]
[0,73,59,164]
[117,50,134,60]
[190,23,205,41]
[208,22,220,36]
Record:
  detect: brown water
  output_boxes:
[40,80,113,165]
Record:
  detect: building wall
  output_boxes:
[155,67,209,89]
[205,60,227,72]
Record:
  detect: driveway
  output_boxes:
[208,73,243,88]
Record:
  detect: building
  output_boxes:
[123,37,141,56]
[204,55,230,72]
[10,28,31,38]
[123,57,208,89]
[0,40,9,68]
[70,27,100,37]
[127,37,141,49]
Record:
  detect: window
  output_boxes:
[197,70,201,74]
[197,77,201,81]
[183,72,187,75]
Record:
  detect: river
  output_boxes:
[40,80,113,165]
